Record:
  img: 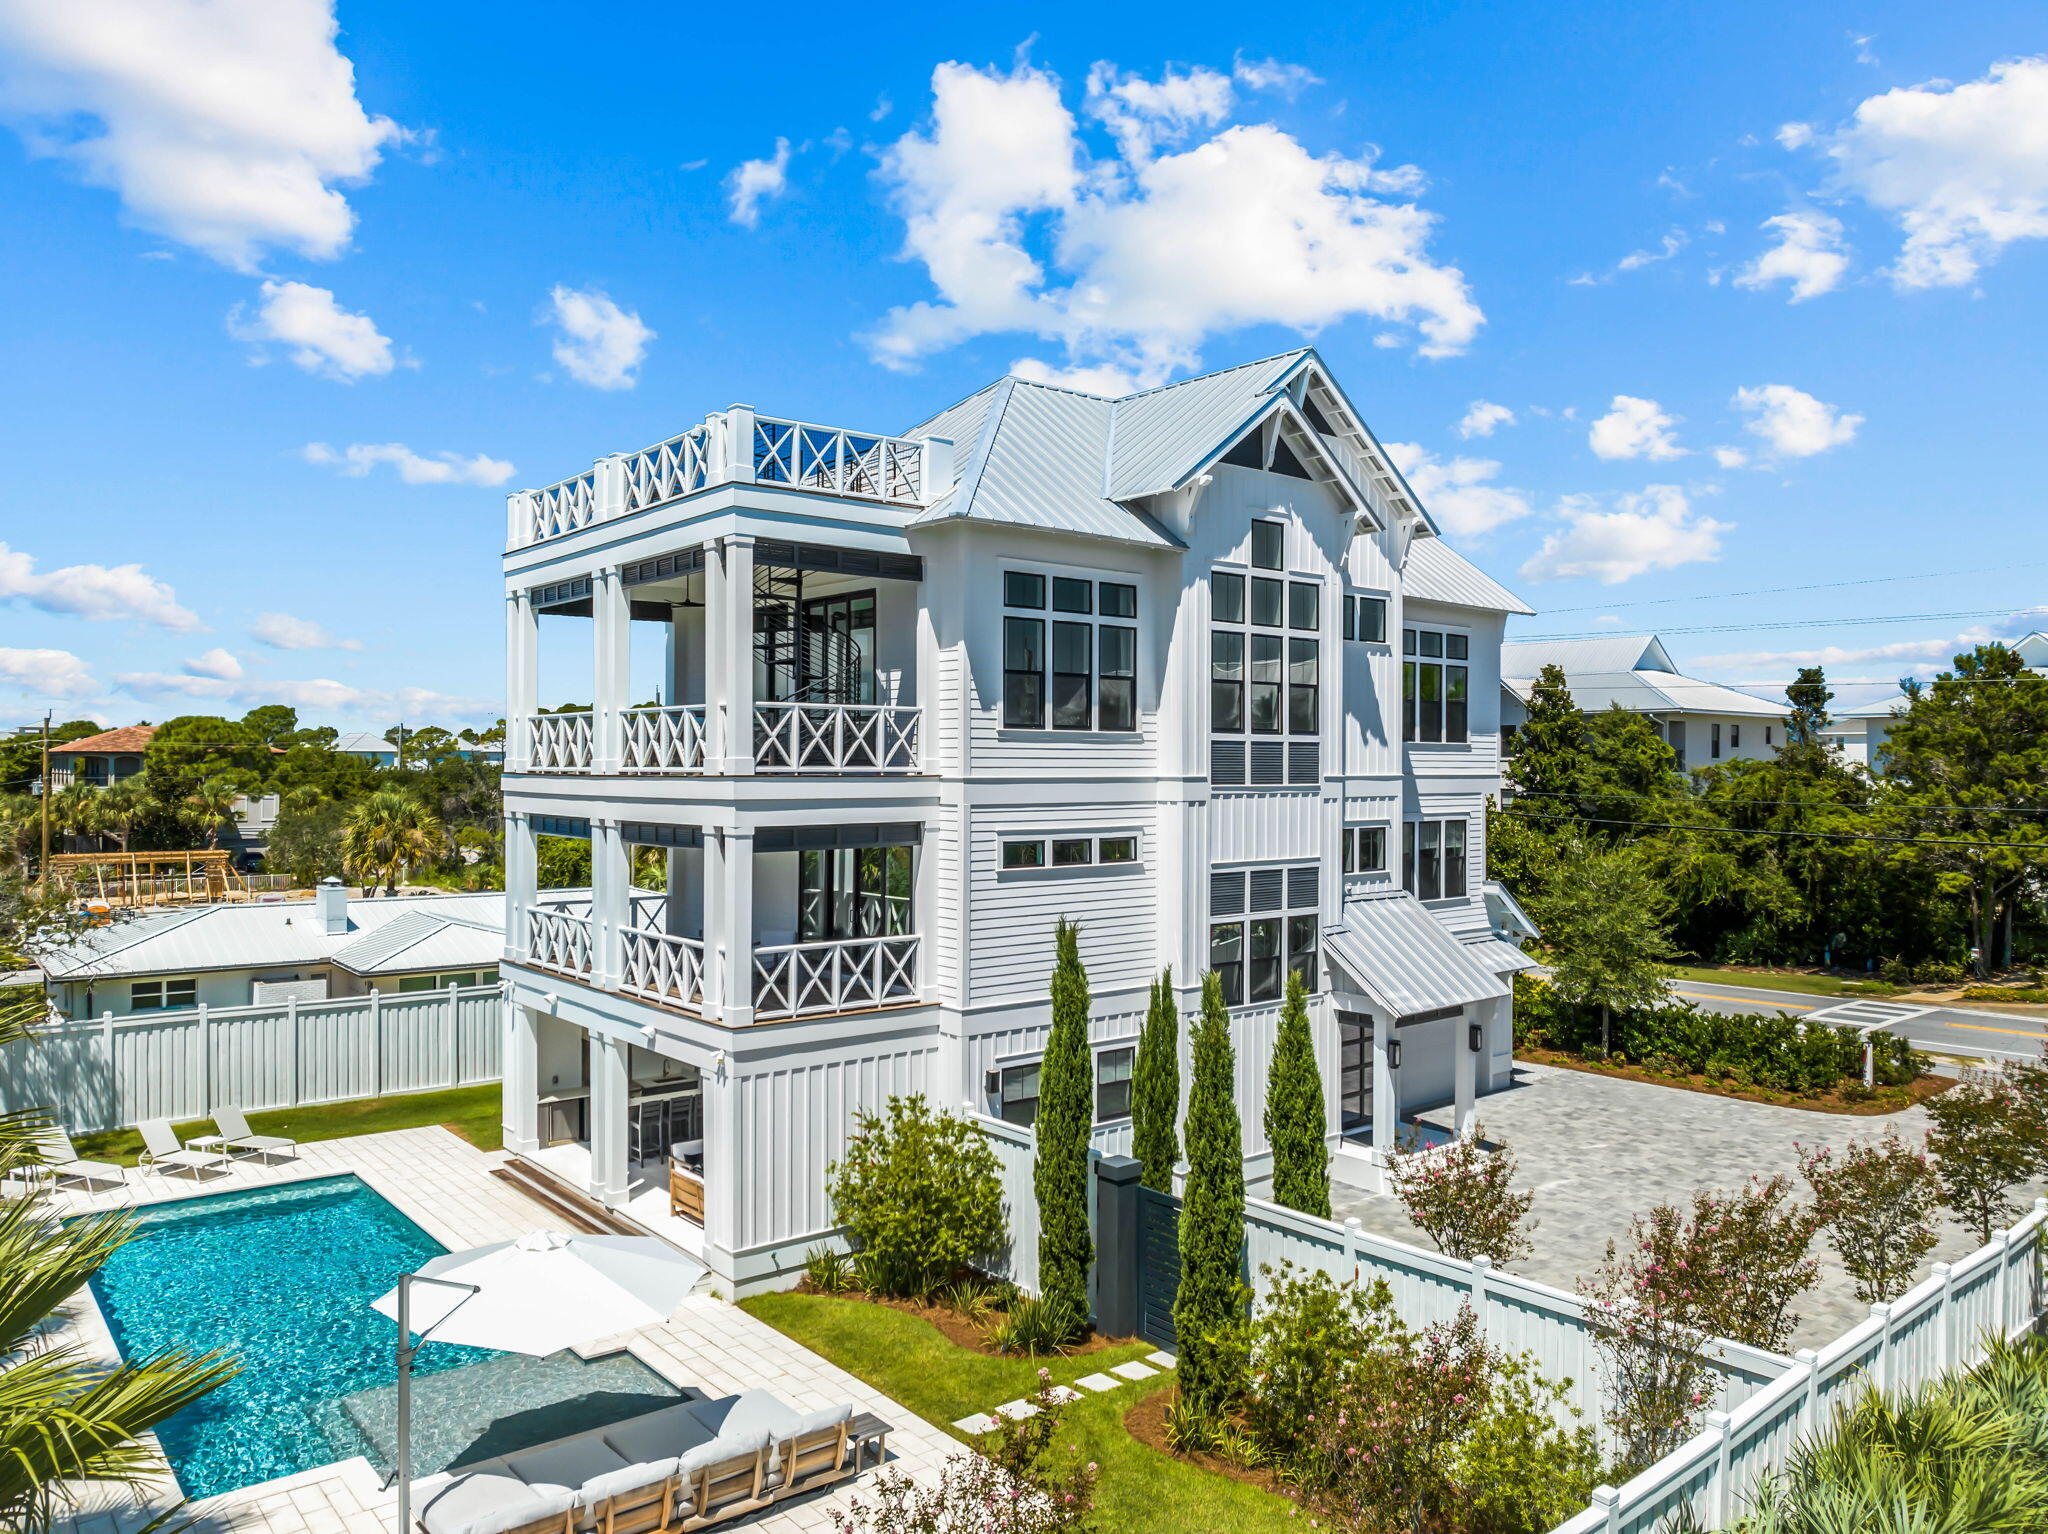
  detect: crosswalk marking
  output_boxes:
[1806,999,1937,1030]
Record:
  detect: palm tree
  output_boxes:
[341,790,445,895]
[52,786,113,852]
[182,777,241,850]
[101,779,147,853]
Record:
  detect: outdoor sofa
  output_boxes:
[414,1389,890,1534]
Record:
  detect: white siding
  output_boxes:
[966,806,1158,1005]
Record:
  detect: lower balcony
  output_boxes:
[519,701,921,776]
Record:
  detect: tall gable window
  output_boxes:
[1212,525,1320,788]
[1002,570,1139,732]
[1402,626,1470,744]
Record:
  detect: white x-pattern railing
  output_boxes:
[621,426,712,513]
[753,702,921,773]
[752,934,919,1020]
[526,711,594,772]
[529,470,598,542]
[620,705,707,773]
[527,908,594,976]
[620,928,707,1008]
[752,416,924,504]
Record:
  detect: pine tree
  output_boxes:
[1263,968,1329,1217]
[1785,666,1833,749]
[1507,662,1592,807]
[1034,917,1094,1330]
[1174,970,1245,1424]
[1129,968,1180,1193]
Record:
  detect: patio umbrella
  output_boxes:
[373,1231,707,1534]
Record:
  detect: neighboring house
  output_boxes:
[39,882,504,1019]
[1823,630,2048,771]
[1499,634,1788,770]
[334,731,401,768]
[43,722,280,866]
[498,348,1536,1295]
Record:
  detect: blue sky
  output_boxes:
[1,0,2044,728]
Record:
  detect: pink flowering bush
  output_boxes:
[1388,1127,1535,1267]
[1800,1130,1942,1304]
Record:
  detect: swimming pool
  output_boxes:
[89,1175,682,1499]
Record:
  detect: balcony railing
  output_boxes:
[754,703,921,773]
[752,934,920,1021]
[620,928,706,1007]
[528,908,593,976]
[527,712,594,773]
[752,417,923,503]
[528,470,598,544]
[621,426,713,515]
[620,705,706,773]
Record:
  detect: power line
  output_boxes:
[1520,607,2033,642]
[1537,560,2048,615]
[1501,807,2048,850]
[1509,788,2048,818]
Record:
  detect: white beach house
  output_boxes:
[497,350,1535,1294]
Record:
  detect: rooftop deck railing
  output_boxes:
[511,406,950,549]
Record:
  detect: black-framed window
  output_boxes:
[1096,1047,1134,1121]
[1002,839,1046,870]
[1003,571,1138,733]
[999,1062,1041,1126]
[1288,582,1320,632]
[1344,593,1388,643]
[1402,819,1469,902]
[131,978,197,1011]
[1712,722,1723,759]
[1212,547,1320,785]
[1402,627,1470,744]
[1251,519,1285,570]
[1342,825,1386,874]
[797,845,913,942]
[1209,864,1319,1005]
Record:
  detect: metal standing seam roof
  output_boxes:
[1500,635,1673,674]
[1101,351,1311,500]
[327,907,504,976]
[1502,668,1791,718]
[40,892,506,980]
[1462,936,1540,974]
[1323,891,1511,1016]
[1402,537,1536,616]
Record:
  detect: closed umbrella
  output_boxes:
[373,1231,707,1534]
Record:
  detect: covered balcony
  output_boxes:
[508,536,926,779]
[510,817,924,1025]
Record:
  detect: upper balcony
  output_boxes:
[506,406,953,554]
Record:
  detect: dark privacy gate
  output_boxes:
[1134,1184,1182,1348]
[1093,1153,1182,1349]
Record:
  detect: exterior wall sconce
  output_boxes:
[1386,1038,1402,1070]
[984,1069,1000,1096]
[1468,1022,1484,1053]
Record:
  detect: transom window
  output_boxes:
[1002,571,1139,732]
[1402,627,1470,744]
[1343,594,1388,643]
[1096,1047,1134,1122]
[131,978,197,1011]
[1402,819,1469,902]
[1209,863,1319,1005]
[1342,826,1387,875]
[1002,834,1140,870]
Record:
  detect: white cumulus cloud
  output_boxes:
[0,646,98,699]
[1735,210,1850,301]
[1588,395,1686,461]
[868,57,1480,387]
[1519,485,1730,585]
[544,284,653,390]
[0,541,203,630]
[302,441,514,486]
[1733,384,1862,458]
[249,611,361,651]
[183,647,242,680]
[230,279,394,380]
[1457,400,1515,438]
[1382,443,1533,537]
[1795,56,2048,289]
[0,0,401,270]
[726,138,792,228]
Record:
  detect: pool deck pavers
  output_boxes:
[42,1127,962,1534]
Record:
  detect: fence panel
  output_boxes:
[970,1112,1039,1293]
[0,985,506,1132]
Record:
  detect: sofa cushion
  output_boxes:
[677,1427,770,1479]
[688,1390,800,1443]
[419,1473,576,1534]
[601,1404,716,1466]
[786,1403,853,1441]
[576,1457,680,1505]
[505,1440,629,1493]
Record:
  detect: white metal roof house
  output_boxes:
[498,348,1536,1294]
[1499,634,1790,771]
[1821,630,2048,772]
[40,882,504,1019]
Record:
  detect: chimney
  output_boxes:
[316,877,349,936]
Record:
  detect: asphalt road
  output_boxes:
[1664,977,2048,1064]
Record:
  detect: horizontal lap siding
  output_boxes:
[967,807,1157,1004]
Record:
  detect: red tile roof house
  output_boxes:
[44,724,281,866]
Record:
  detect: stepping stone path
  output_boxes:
[951,1352,1177,1437]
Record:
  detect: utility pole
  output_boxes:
[38,711,51,881]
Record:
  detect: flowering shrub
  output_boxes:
[1925,1068,2047,1243]
[1799,1131,1942,1304]
[832,1370,1097,1534]
[1388,1128,1535,1267]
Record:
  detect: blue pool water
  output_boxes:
[89,1176,495,1499]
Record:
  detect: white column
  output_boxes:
[708,536,756,774]
[588,1030,631,1206]
[722,405,757,484]
[592,819,627,991]
[506,589,537,772]
[717,828,755,1026]
[593,568,631,773]
[701,830,728,1021]
[1454,1013,1477,1139]
[505,811,536,961]
[502,1002,540,1154]
[700,1060,740,1288]
[1371,1022,1398,1158]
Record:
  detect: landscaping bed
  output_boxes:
[1517,1044,1956,1115]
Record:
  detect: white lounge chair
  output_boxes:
[137,1119,232,1180]
[189,1107,298,1162]
[33,1127,126,1191]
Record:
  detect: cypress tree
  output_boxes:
[1129,967,1180,1193]
[1035,916,1094,1330]
[1173,970,1244,1423]
[1264,968,1329,1218]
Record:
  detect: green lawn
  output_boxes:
[740,1292,1301,1534]
[71,1082,503,1165]
[1664,963,1903,999]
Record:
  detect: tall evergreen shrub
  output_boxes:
[1174,970,1245,1422]
[1130,968,1180,1192]
[1034,917,1093,1330]
[1264,968,1330,1217]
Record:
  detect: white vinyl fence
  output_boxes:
[973,1111,1041,1293]
[0,984,505,1133]
[1550,1198,2048,1534]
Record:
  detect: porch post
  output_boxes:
[705,535,756,775]
[592,818,627,991]
[506,589,537,772]
[716,827,755,1027]
[1371,1021,1398,1159]
[588,1030,631,1206]
[504,811,535,962]
[593,567,631,774]
[502,1002,541,1155]
[1453,1013,1477,1139]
